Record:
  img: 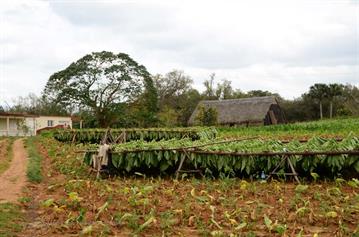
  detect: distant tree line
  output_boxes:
[2,51,358,127]
[282,83,359,122]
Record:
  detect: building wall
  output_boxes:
[263,104,286,125]
[35,116,72,132]
[0,118,6,131]
[0,115,72,136]
[0,117,36,136]
[25,117,36,136]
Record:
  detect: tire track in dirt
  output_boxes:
[0,139,28,203]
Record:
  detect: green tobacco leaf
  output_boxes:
[81,133,359,178]
[354,161,359,173]
[264,214,272,230]
[295,185,308,193]
[310,172,319,181]
[235,222,247,230]
[160,160,170,172]
[348,178,359,188]
[42,198,55,208]
[274,224,287,235]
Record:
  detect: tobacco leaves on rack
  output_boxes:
[83,134,359,178]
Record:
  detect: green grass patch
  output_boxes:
[25,137,43,183]
[0,138,14,175]
[0,203,23,237]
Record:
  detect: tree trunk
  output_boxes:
[96,109,109,128]
[98,116,108,128]
[330,101,333,118]
[320,101,323,119]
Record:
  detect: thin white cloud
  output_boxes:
[0,0,358,106]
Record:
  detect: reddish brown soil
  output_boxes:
[19,141,68,237]
[16,137,359,236]
[0,139,28,203]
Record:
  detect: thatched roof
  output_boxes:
[188,96,278,125]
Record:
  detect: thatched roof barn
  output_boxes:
[188,96,286,126]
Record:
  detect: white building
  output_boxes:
[0,113,73,136]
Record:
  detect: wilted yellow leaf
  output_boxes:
[173,209,183,214]
[229,218,238,225]
[190,188,196,197]
[240,180,248,190]
[81,225,93,235]
[68,192,83,202]
[325,211,338,218]
[211,230,224,237]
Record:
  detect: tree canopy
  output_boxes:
[195,105,218,126]
[153,70,200,126]
[43,51,157,127]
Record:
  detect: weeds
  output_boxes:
[0,203,23,237]
[0,138,14,175]
[25,137,43,183]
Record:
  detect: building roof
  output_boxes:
[188,96,278,125]
[0,112,73,119]
[0,112,38,118]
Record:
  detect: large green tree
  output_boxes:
[43,51,158,127]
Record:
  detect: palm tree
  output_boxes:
[309,84,328,119]
[327,84,343,118]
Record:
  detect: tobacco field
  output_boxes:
[4,118,359,236]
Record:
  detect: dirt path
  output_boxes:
[0,139,28,203]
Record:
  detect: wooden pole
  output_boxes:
[77,149,359,157]
[6,117,9,136]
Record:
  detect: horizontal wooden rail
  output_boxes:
[56,128,207,133]
[187,150,359,157]
[280,137,343,144]
[222,136,345,144]
[79,149,359,157]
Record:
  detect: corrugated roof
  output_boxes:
[188,96,278,125]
